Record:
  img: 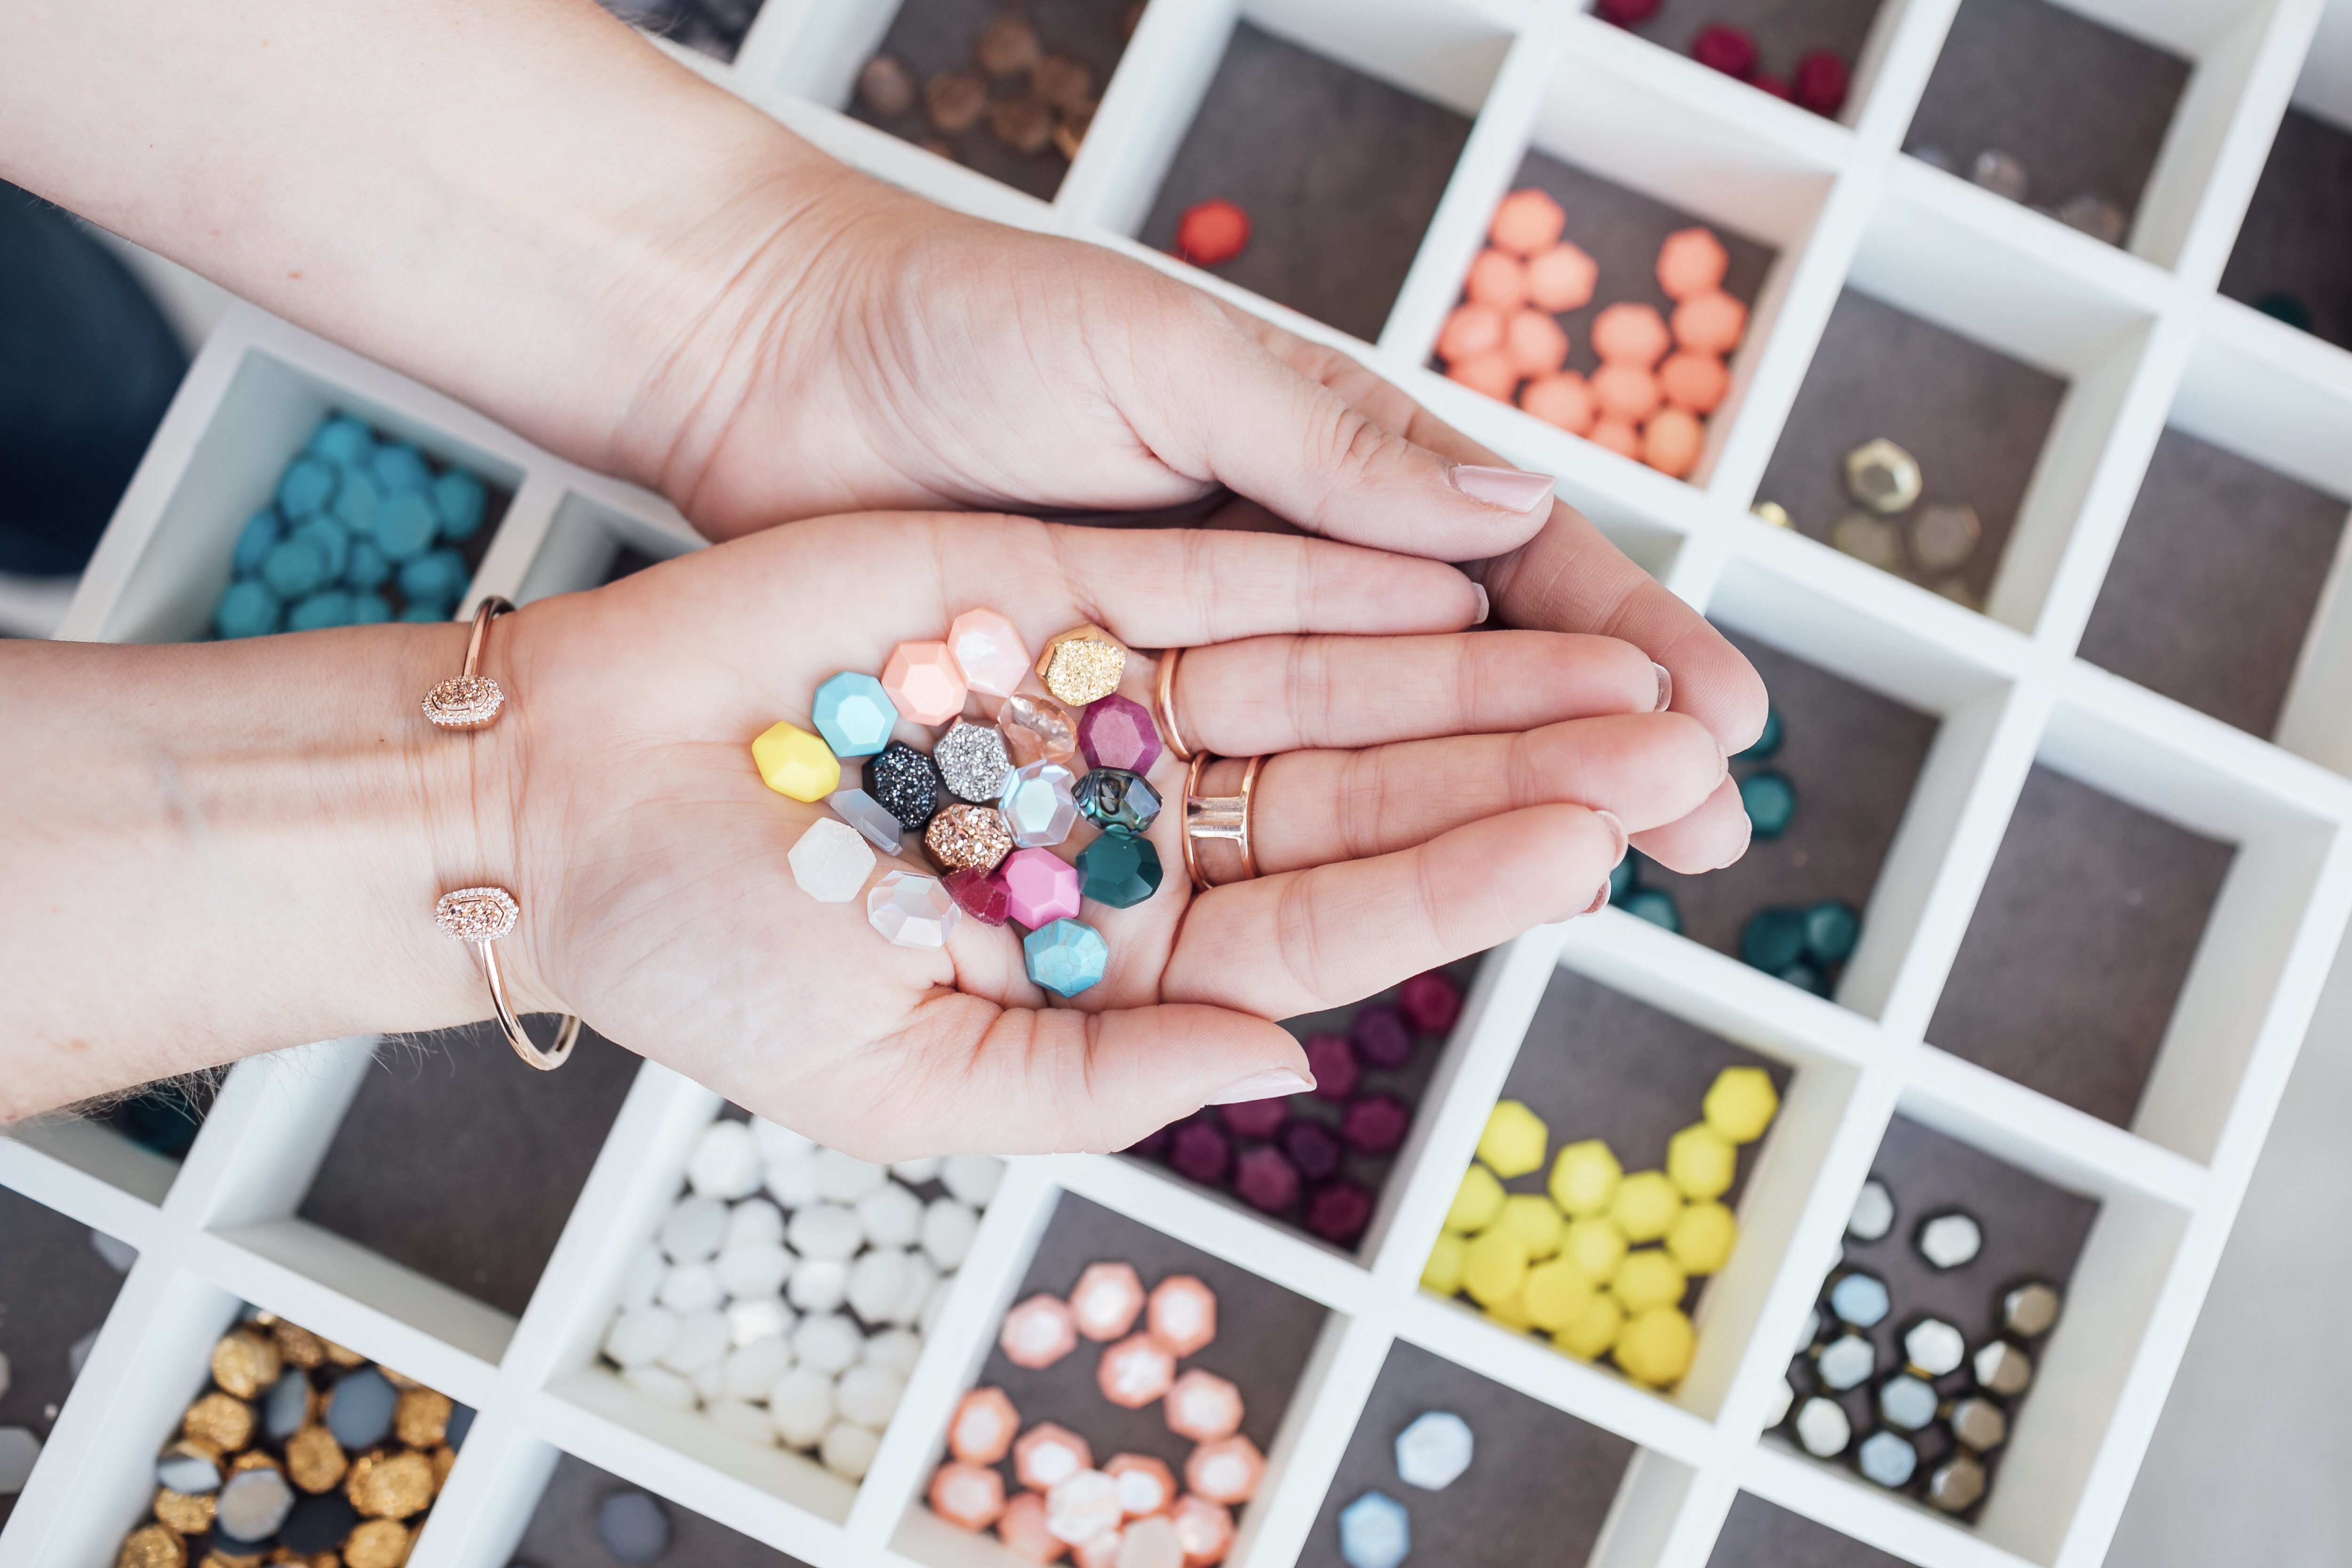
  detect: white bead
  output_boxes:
[690,1359,729,1401]
[660,1309,731,1373]
[716,1242,795,1301]
[891,1253,938,1329]
[847,1249,913,1324]
[815,1149,888,1204]
[623,1364,697,1410]
[725,1336,795,1401]
[728,1296,795,1347]
[765,1154,820,1210]
[689,1121,764,1200]
[939,1154,1005,1207]
[619,1244,666,1312]
[788,1259,850,1313]
[862,1328,923,1377]
[658,1262,723,1314]
[725,1198,787,1250]
[768,1367,835,1449]
[856,1183,925,1249]
[707,1398,777,1447]
[920,1274,955,1336]
[753,1116,816,1165]
[602,1306,678,1369]
[836,1364,906,1428]
[790,818,877,903]
[794,1313,863,1374]
[921,1199,979,1271]
[820,1419,881,1480]
[890,1156,944,1184]
[788,1204,863,1262]
[660,1196,728,1263]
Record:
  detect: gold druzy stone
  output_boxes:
[183,1393,255,1452]
[321,1340,368,1369]
[430,1444,457,1493]
[197,1551,262,1568]
[393,1388,451,1449]
[210,1332,282,1400]
[270,1322,326,1370]
[153,1489,216,1535]
[924,804,1015,873]
[421,673,504,730]
[117,1525,187,1568]
[346,1450,435,1520]
[284,1426,348,1494]
[342,1519,412,1568]
[1036,625,1127,706]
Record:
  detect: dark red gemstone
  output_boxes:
[1340,1095,1412,1155]
[1280,1119,1343,1182]
[944,867,1010,926]
[1304,1035,1359,1100]
[1350,1006,1413,1070]
[1169,1119,1231,1186]
[1793,50,1850,115]
[1217,1097,1289,1140]
[1692,23,1758,80]
[1233,1146,1299,1214]
[1176,200,1250,267]
[1304,1179,1374,1245]
[1596,0,1659,21]
[1397,973,1462,1036]
[1753,73,1792,100]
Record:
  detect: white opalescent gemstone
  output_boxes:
[623,1364,696,1410]
[856,1183,924,1250]
[836,1364,906,1428]
[658,1262,723,1314]
[716,1242,794,1301]
[820,1419,881,1480]
[794,1313,863,1374]
[788,1203,863,1262]
[787,1260,850,1314]
[724,1336,795,1401]
[861,1328,922,1377]
[602,1306,678,1369]
[660,1309,731,1373]
[847,1249,912,1324]
[768,1367,835,1448]
[940,1154,1004,1207]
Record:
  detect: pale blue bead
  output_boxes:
[262,1370,309,1441]
[326,1369,396,1449]
[1830,1272,1890,1328]
[307,414,376,466]
[1394,1411,1473,1490]
[291,516,349,582]
[398,546,468,605]
[232,511,282,578]
[399,600,454,623]
[373,493,438,561]
[334,467,382,533]
[1023,918,1107,998]
[277,455,338,518]
[349,591,392,624]
[1858,1430,1918,1488]
[371,442,432,495]
[215,580,283,639]
[432,469,488,541]
[261,537,328,599]
[287,590,354,631]
[812,671,898,757]
[1338,1492,1410,1568]
[344,538,390,589]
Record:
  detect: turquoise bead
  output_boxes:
[261,537,328,599]
[1608,856,1638,903]
[344,538,390,590]
[1024,918,1108,997]
[1804,900,1859,964]
[287,590,355,631]
[215,580,282,639]
[1625,888,1681,932]
[1778,961,1830,996]
[307,414,375,466]
[232,511,282,578]
[399,600,453,623]
[373,493,438,561]
[291,516,349,582]
[1075,830,1161,908]
[432,470,488,541]
[1075,768,1160,834]
[1740,771,1796,838]
[1742,907,1806,971]
[349,592,392,624]
[371,443,432,495]
[1735,706,1783,761]
[811,671,899,757]
[278,455,338,518]
[333,468,381,533]
[398,547,469,605]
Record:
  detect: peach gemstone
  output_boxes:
[1658,351,1730,414]
[1117,1516,1184,1568]
[1016,1423,1096,1492]
[1655,226,1729,300]
[1490,188,1567,256]
[931,1462,1009,1531]
[1589,418,1643,460]
[1520,372,1596,434]
[1503,310,1570,377]
[1070,1262,1148,1341]
[1073,1533,1125,1568]
[1591,302,1671,368]
[1001,1294,1080,1369]
[1170,1496,1235,1567]
[882,641,968,725]
[1436,302,1505,364]
[1643,408,1706,478]
[1163,1370,1244,1442]
[1526,243,1598,312]
[1097,1333,1178,1409]
[950,1386,1022,1464]
[1106,1453,1177,1518]
[1446,352,1518,401]
[948,608,1032,698]
[1464,249,1528,310]
[1049,1470,1126,1545]
[1183,1435,1264,1505]
[1591,363,1662,422]
[1000,1491,1070,1563]
[1147,1276,1217,1356]
[1673,290,1748,355]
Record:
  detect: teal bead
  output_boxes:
[811,671,899,757]
[215,580,283,639]
[278,455,338,518]
[399,600,453,623]
[1742,907,1806,971]
[2257,292,2313,333]
[371,443,432,495]
[1624,888,1681,932]
[334,468,382,533]
[398,547,469,605]
[287,590,354,631]
[1608,856,1638,903]
[349,592,392,624]
[1075,768,1160,834]
[1740,771,1796,838]
[232,511,282,578]
[1075,830,1161,908]
[373,493,438,561]
[1735,706,1783,762]
[1778,961,1830,996]
[291,516,349,582]
[1024,918,1108,997]
[261,537,328,599]
[1803,900,1860,964]
[344,538,390,590]
[432,469,488,541]
[307,414,376,466]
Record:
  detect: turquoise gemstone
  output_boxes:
[232,511,282,578]
[1735,706,1783,762]
[1076,830,1161,908]
[287,590,355,631]
[344,538,390,590]
[1778,961,1829,996]
[334,468,381,533]
[278,455,338,518]
[1024,918,1108,997]
[261,537,328,599]
[1076,767,1160,834]
[398,547,469,605]
[215,580,282,639]
[811,671,899,757]
[374,493,438,561]
[1608,856,1638,903]
[399,600,453,623]
[432,470,488,541]
[349,592,392,624]
[371,443,432,495]
[1804,900,1860,964]
[1625,888,1681,932]
[1740,771,1796,838]
[307,414,375,466]
[291,516,349,582]
[1742,907,1806,971]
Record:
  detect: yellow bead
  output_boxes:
[1704,1067,1779,1143]
[1561,1215,1628,1281]
[1445,1163,1507,1233]
[1477,1101,1549,1179]
[1421,1233,1466,1297]
[1612,1249,1688,1313]
[1462,1229,1531,1308]
[1520,1258,1597,1331]
[1614,1305,1696,1387]
[752,721,841,803]
[1553,1292,1625,1361]
[1492,1193,1564,1259]
[1547,1139,1621,1218]
[1667,1123,1737,1201]
[1667,1201,1738,1275]
[1484,1289,1534,1333]
[1611,1170,1684,1243]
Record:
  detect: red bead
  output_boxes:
[1304,1179,1374,1245]
[1216,1097,1288,1140]
[1340,1094,1411,1154]
[1397,972,1462,1035]
[1753,73,1792,100]
[1303,1035,1359,1100]
[946,867,1012,926]
[1794,50,1850,115]
[1176,201,1249,267]
[1233,1146,1299,1213]
[1596,0,1659,20]
[1692,23,1757,79]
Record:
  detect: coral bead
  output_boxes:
[1489,188,1566,256]
[1520,372,1596,434]
[1659,351,1729,414]
[1655,227,1729,300]
[1446,352,1518,401]
[1673,290,1748,355]
[1464,249,1528,310]
[1525,243,1598,312]
[1592,302,1671,367]
[1643,408,1705,478]
[1504,310,1570,376]
[1437,302,1505,363]
[1591,364,1661,423]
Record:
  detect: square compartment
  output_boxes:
[87,1080,220,1166]
[1297,1338,1636,1568]
[0,1189,137,1530]
[1610,0,1889,124]
[516,1450,813,1564]
[1705,1491,1912,1566]
[598,0,768,65]
[515,491,702,605]
[2216,5,2352,343]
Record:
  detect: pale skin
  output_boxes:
[0,0,1764,1149]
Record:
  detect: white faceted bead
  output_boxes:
[847,1249,913,1324]
[921,1199,980,1271]
[788,1203,863,1262]
[836,1364,906,1428]
[815,1149,888,1204]
[619,1244,666,1312]
[716,1242,795,1301]
[707,1398,777,1447]
[660,1196,728,1263]
[658,1262,724,1314]
[789,818,877,904]
[788,1259,850,1313]
[920,1274,955,1336]
[603,1306,678,1369]
[820,1419,881,1480]
[660,1309,732,1373]
[623,1364,697,1410]
[690,1359,729,1402]
[689,1121,764,1200]
[753,1117,816,1166]
[795,1313,864,1374]
[727,1296,795,1347]
[765,1154,820,1210]
[768,1367,835,1448]
[891,1156,944,1184]
[867,871,960,948]
[891,1253,938,1329]
[725,1336,795,1401]
[862,1328,923,1377]
[939,1154,1005,1207]
[857,1182,925,1249]
[725,1198,786,1250]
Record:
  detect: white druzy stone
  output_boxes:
[794,1313,864,1374]
[787,1260,850,1314]
[836,1364,906,1428]
[657,1262,723,1315]
[768,1367,835,1449]
[725,1198,786,1250]
[921,1199,979,1271]
[939,1154,1005,1207]
[847,1249,913,1324]
[602,1306,678,1369]
[789,819,877,904]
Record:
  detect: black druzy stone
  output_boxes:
[278,1492,360,1555]
[868,740,941,832]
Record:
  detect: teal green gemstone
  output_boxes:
[1024,918,1108,997]
[333,468,381,533]
[215,580,283,639]
[1804,900,1860,964]
[1076,831,1161,908]
[307,414,375,466]
[232,511,281,578]
[1778,961,1829,996]
[1609,856,1638,902]
[287,590,355,631]
[278,455,337,518]
[1740,771,1796,838]
[399,600,453,623]
[374,493,438,561]
[2257,292,2313,333]
[1624,888,1680,932]
[291,516,349,582]
[349,592,392,624]
[1735,706,1783,761]
[812,671,899,757]
[372,443,432,495]
[1076,768,1160,834]
[398,547,468,605]
[433,470,488,541]
[261,537,328,599]
[1742,907,1806,971]
[344,539,390,590]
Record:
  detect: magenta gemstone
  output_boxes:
[1280,1119,1343,1182]
[1077,693,1162,775]
[1169,1119,1231,1186]
[1350,1007,1413,1069]
[1233,1146,1299,1214]
[1303,1035,1359,1100]
[1304,1179,1374,1245]
[1398,972,1462,1036]
[944,867,1011,927]
[1217,1097,1289,1140]
[999,847,1083,929]
[1340,1094,1412,1154]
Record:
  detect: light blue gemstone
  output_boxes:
[232,511,282,578]
[333,468,382,533]
[1858,1429,1918,1488]
[262,1369,309,1441]
[1877,1373,1937,1432]
[399,600,454,623]
[344,538,390,589]
[1023,918,1107,998]
[1337,1491,1410,1568]
[432,469,488,541]
[1830,1271,1890,1328]
[349,592,392,624]
[291,516,349,582]
[812,671,899,757]
[398,546,469,605]
[374,493,438,561]
[287,591,354,631]
[261,537,328,599]
[1394,1410,1473,1490]
[1001,760,1080,848]
[278,455,338,518]
[371,443,433,495]
[215,580,283,639]
[307,414,376,466]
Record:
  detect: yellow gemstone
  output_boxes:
[1036,624,1128,706]
[1611,1170,1684,1243]
[1444,1163,1507,1233]
[1476,1101,1549,1178]
[752,721,841,803]
[1667,1201,1739,1275]
[1615,1305,1696,1387]
[1492,1193,1564,1259]
[1553,1292,1625,1361]
[1547,1139,1621,1217]
[1421,1233,1467,1296]
[1667,1124,1737,1201]
[1612,1249,1688,1313]
[1703,1067,1779,1143]
[1484,1289,1534,1332]
[1521,1258,1597,1331]
[1561,1215,1628,1281]
[1462,1229,1531,1307]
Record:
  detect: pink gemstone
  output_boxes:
[1001,1294,1079,1369]
[1303,1035,1359,1100]
[1001,848,1083,928]
[1304,1179,1374,1245]
[1233,1146,1298,1213]
[931,1462,1008,1531]
[1168,1120,1230,1186]
[1047,1470,1125,1545]
[1070,1262,1147,1341]
[1216,1098,1288,1140]
[1163,1370,1244,1442]
[1105,1454,1175,1518]
[946,867,1013,926]
[949,608,1033,698]
[1183,1435,1263,1505]
[1398,972,1462,1035]
[1340,1094,1412,1154]
[1096,1334,1176,1409]
[1000,693,1080,768]
[1078,694,1162,774]
[998,1492,1064,1562]
[1146,1276,1217,1357]
[883,641,968,725]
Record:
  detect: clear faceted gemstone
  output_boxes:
[829,789,904,855]
[867,871,960,948]
[1001,760,1080,848]
[998,693,1079,768]
[790,820,877,903]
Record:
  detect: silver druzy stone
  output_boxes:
[934,720,1013,805]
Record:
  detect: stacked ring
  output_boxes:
[1182,753,1262,893]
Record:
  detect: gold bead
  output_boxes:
[342,1519,412,1568]
[182,1393,254,1452]
[284,1426,348,1494]
[392,1389,451,1449]
[209,1332,282,1400]
[153,1489,216,1535]
[923,804,1014,872]
[321,1340,368,1369]
[346,1450,435,1520]
[1035,625,1127,706]
[197,1552,263,1568]
[117,1524,187,1568]
[1751,500,1793,528]
[270,1323,327,1370]
[430,1444,457,1494]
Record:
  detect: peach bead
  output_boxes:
[1016,1424,1096,1492]
[1504,310,1570,376]
[1001,1295,1079,1369]
[1183,1436,1264,1505]
[1164,1370,1244,1443]
[1673,290,1748,355]
[1526,243,1598,312]
[1589,418,1642,460]
[1464,249,1528,310]
[931,1462,1008,1531]
[1000,1492,1068,1563]
[1070,1262,1147,1342]
[1147,1276,1218,1356]
[1658,351,1730,414]
[1519,372,1596,435]
[1591,362,1662,422]
[1097,1333,1177,1409]
[1489,188,1567,256]
[1446,351,1518,402]
[1436,302,1504,364]
[882,641,968,725]
[1655,227,1729,300]
[1643,408,1705,477]
[1591,302,1671,367]
[1106,1454,1176,1518]
[1170,1496,1235,1567]
[950,1387,1022,1464]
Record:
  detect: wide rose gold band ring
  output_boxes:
[1162,647,1264,894]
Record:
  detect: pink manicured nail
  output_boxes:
[1715,810,1752,870]
[1451,464,1556,514]
[1594,809,1629,865]
[1581,880,1611,916]
[1471,582,1491,625]
[1207,1067,1314,1105]
[1652,662,1673,712]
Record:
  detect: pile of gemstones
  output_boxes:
[758,615,1166,1000]
[1127,970,1465,1247]
[1422,1067,1780,1391]
[212,412,494,638]
[598,1113,1003,1482]
[856,1,1132,168]
[1757,435,1988,611]
[110,1310,472,1568]
[1335,1410,1475,1568]
[929,1266,1252,1565]
[1436,190,1750,480]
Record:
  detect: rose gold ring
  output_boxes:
[433,888,581,1071]
[1155,646,1196,763]
[1183,752,1262,892]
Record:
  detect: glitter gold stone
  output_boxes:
[432,886,518,943]
[183,1393,255,1452]
[393,1389,452,1449]
[270,1323,326,1370]
[342,1519,412,1568]
[431,1445,457,1493]
[197,1552,262,1568]
[1036,625,1127,707]
[154,1489,217,1534]
[285,1426,348,1494]
[116,1524,187,1568]
[210,1332,282,1399]
[924,804,1014,873]
[322,1341,367,1369]
[421,673,503,730]
[346,1450,435,1520]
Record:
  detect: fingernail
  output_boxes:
[1715,811,1753,871]
[1471,582,1491,625]
[1652,662,1673,712]
[1581,879,1612,916]
[1451,464,1556,514]
[1207,1067,1315,1105]
[1594,808,1629,865]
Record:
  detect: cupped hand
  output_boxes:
[493,515,1724,1159]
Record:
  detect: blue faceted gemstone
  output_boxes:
[1740,771,1796,838]
[1075,767,1160,834]
[371,442,433,495]
[215,580,283,639]
[261,536,328,599]
[307,414,376,466]
[812,671,900,757]
[1024,918,1109,998]
[1075,830,1161,908]
[287,591,355,631]
[343,538,390,589]
[1337,1491,1410,1568]
[373,493,439,561]
[432,469,488,541]
[1735,705,1783,762]
[1829,1270,1891,1328]
[1803,900,1860,964]
[232,510,282,578]
[1608,855,1638,903]
[1624,888,1681,932]
[333,468,381,534]
[291,515,349,582]
[278,454,338,518]
[1741,907,1805,972]
[399,600,454,623]
[349,592,392,624]
[398,546,469,605]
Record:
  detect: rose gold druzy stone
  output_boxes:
[1097,1334,1177,1409]
[1437,303,1505,364]
[1592,302,1671,367]
[1656,226,1730,300]
[949,608,1033,698]
[422,673,502,729]
[1170,1496,1235,1566]
[1526,242,1598,312]
[951,1387,1022,1464]
[434,886,518,942]
[1464,249,1527,310]
[1105,1454,1176,1518]
[1520,372,1596,434]
[884,640,969,724]
[1000,693,1080,769]
[1163,1370,1244,1442]
[931,1462,1008,1530]
[1001,1294,1080,1369]
[926,804,1015,873]
[1037,626,1128,707]
[1145,1276,1216,1357]
[1183,1436,1264,1506]
[1489,188,1566,256]
[1015,1423,1095,1492]
[999,1491,1067,1562]
[1070,1262,1147,1341]
[1673,290,1748,355]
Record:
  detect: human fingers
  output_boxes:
[1628,773,1754,873]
